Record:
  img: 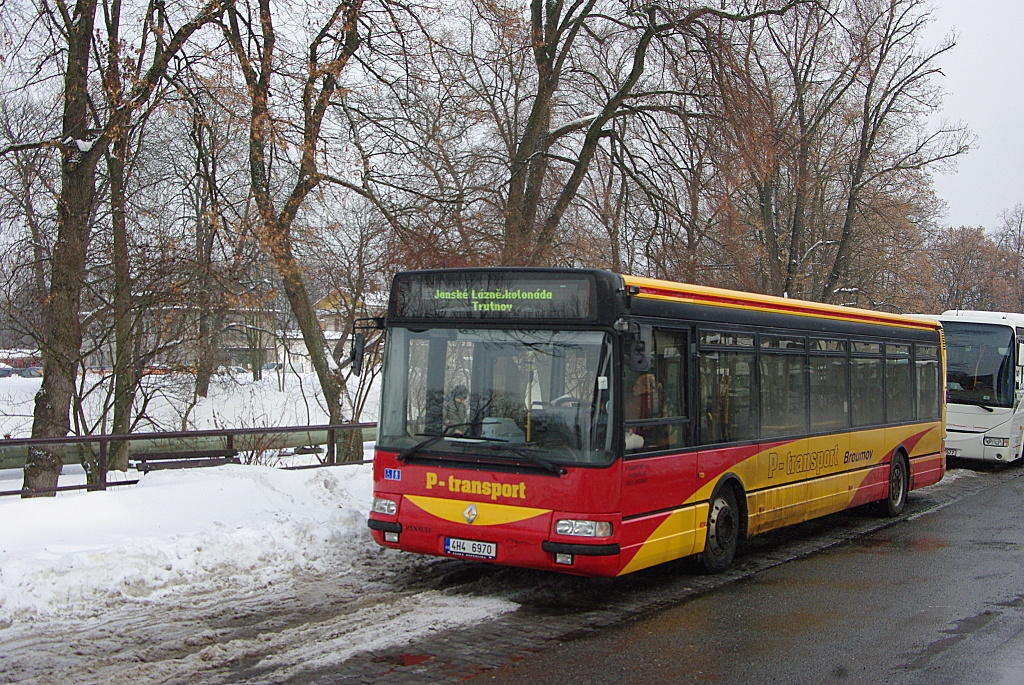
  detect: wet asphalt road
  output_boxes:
[474,466,1024,685]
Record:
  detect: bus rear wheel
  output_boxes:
[879,452,908,517]
[698,486,740,573]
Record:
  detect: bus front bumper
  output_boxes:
[367,515,624,577]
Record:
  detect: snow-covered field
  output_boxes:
[0,459,519,683]
[0,370,364,438]
[0,374,519,682]
[0,462,374,620]
[0,373,393,626]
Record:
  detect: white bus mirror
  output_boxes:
[1018,343,1024,366]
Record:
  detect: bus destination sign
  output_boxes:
[393,272,596,321]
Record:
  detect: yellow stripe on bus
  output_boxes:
[404,494,550,526]
[619,423,940,574]
[634,292,922,330]
[618,505,706,575]
[621,275,939,331]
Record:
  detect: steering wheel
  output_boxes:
[552,396,582,408]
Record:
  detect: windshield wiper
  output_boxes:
[472,443,567,475]
[395,423,505,462]
[395,425,567,475]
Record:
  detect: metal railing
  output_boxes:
[0,422,377,497]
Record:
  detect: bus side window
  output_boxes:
[624,328,689,452]
[698,330,756,445]
[914,344,940,419]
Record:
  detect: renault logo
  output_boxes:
[463,503,478,524]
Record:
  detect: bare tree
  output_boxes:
[165,71,264,400]
[925,226,1013,311]
[0,98,57,346]
[995,204,1024,312]
[303,192,391,458]
[1,0,232,495]
[218,0,370,426]
[710,2,858,296]
[819,0,968,301]
[494,1,810,265]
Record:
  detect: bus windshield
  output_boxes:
[379,328,614,466]
[943,321,1015,408]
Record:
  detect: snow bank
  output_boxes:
[0,463,373,622]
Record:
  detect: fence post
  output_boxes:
[98,439,108,491]
[326,428,336,465]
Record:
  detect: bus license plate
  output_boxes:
[444,537,497,559]
[945,447,959,457]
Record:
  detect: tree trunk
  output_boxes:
[194,207,222,398]
[194,308,224,398]
[109,133,135,473]
[268,232,343,424]
[784,135,811,298]
[25,0,100,496]
[27,163,96,492]
[337,427,363,463]
[757,178,785,293]
[501,81,554,265]
[821,166,863,302]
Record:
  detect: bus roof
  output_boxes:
[622,275,940,332]
[933,310,1024,326]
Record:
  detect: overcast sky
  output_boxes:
[926,1,1024,231]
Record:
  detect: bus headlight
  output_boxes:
[555,519,612,537]
[371,497,397,516]
[984,437,1009,448]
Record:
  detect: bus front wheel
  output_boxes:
[698,486,740,573]
[879,452,909,517]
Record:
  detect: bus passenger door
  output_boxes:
[619,327,700,567]
[695,339,758,527]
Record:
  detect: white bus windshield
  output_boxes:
[378,328,614,466]
[944,321,1015,408]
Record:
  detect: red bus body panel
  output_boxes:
[368,422,944,577]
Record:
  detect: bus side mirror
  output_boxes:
[349,317,384,376]
[1018,343,1024,367]
[351,332,366,376]
[629,324,653,372]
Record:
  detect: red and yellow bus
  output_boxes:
[367,268,945,576]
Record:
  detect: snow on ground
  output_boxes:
[0,370,378,438]
[0,372,517,679]
[933,465,980,484]
[0,458,518,681]
[0,463,373,620]
[0,372,389,623]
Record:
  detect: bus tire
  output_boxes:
[698,485,740,573]
[879,451,909,517]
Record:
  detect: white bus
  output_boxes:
[922,311,1024,464]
